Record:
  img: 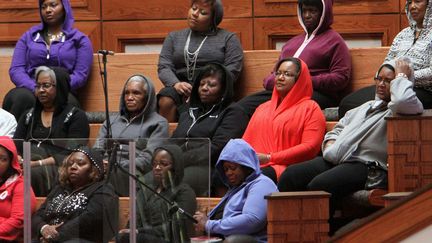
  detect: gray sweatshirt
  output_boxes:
[323,73,423,168]
[94,75,169,173]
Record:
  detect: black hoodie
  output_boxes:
[134,144,196,242]
[172,63,248,166]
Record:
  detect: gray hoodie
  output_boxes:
[323,61,423,168]
[94,75,169,173]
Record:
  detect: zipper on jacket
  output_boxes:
[185,105,216,137]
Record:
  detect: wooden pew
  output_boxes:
[0,47,389,110]
[36,196,220,232]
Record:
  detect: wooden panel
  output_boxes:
[401,13,409,29]
[254,0,399,17]
[78,53,161,112]
[102,0,251,20]
[0,56,16,103]
[102,19,253,52]
[0,0,100,22]
[266,191,330,243]
[349,47,389,93]
[387,110,432,192]
[331,185,432,242]
[254,15,400,49]
[0,22,101,51]
[236,50,280,99]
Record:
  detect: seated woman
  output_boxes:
[117,144,196,243]
[4,0,93,121]
[13,66,89,196]
[193,139,278,243]
[0,136,37,242]
[339,0,432,117]
[93,74,169,196]
[32,147,119,243]
[171,63,248,196]
[157,0,243,122]
[242,57,326,183]
[278,59,423,233]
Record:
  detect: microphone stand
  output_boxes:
[98,51,116,181]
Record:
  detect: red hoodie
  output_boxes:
[0,136,37,241]
[243,60,326,179]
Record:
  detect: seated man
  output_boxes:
[93,75,169,196]
[193,139,278,243]
[277,59,423,232]
[239,0,351,117]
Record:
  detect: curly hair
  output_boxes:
[58,152,101,187]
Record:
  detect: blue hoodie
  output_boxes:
[9,0,93,92]
[206,139,278,242]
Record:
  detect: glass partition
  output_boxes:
[14,137,213,243]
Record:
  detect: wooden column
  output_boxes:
[265,191,330,243]
[386,109,432,192]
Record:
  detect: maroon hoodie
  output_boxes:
[0,136,36,242]
[263,0,351,100]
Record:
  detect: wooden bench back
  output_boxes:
[0,47,389,110]
[36,196,220,231]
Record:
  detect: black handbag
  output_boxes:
[364,161,388,190]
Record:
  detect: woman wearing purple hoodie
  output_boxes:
[193,139,278,243]
[3,0,93,121]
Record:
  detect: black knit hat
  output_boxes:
[73,147,104,179]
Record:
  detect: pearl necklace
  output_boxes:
[184,31,208,82]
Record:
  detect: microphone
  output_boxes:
[97,50,115,56]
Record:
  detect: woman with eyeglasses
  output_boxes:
[117,144,196,243]
[13,66,89,197]
[339,0,432,117]
[242,57,326,183]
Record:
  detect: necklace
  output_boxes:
[184,31,208,82]
[46,31,64,44]
[30,111,53,148]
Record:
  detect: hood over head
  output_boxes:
[38,0,75,35]
[153,144,184,186]
[405,0,432,30]
[270,58,313,116]
[215,139,260,187]
[298,0,333,36]
[119,74,157,119]
[189,62,234,109]
[34,66,71,114]
[0,136,21,176]
[72,147,105,181]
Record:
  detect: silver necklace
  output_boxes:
[184,31,208,82]
[46,31,64,44]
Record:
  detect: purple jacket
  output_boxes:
[206,139,278,242]
[263,0,351,98]
[9,0,93,92]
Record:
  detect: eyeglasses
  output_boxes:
[152,160,172,168]
[275,71,296,79]
[374,76,392,85]
[35,82,56,90]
